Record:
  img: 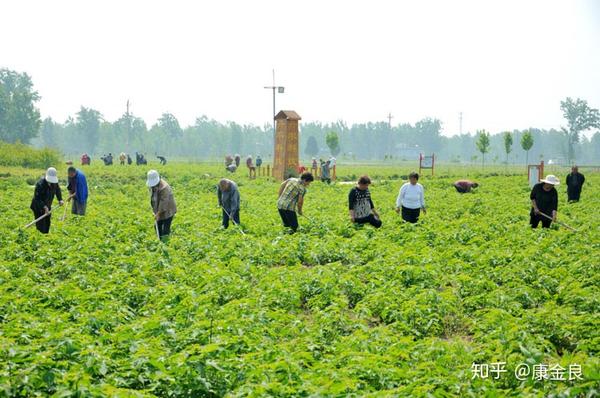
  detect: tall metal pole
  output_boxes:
[264,69,284,146]
[459,112,463,135]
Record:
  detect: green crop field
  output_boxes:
[0,163,598,397]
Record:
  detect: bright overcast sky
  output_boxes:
[2,0,599,136]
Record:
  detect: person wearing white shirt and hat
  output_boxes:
[29,167,64,233]
[395,172,426,223]
[146,170,177,240]
[530,174,559,228]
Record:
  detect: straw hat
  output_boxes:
[541,175,560,185]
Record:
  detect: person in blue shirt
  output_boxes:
[67,166,89,215]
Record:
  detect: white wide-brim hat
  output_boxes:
[541,174,560,185]
[45,167,59,183]
[146,170,160,187]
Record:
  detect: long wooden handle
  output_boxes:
[538,211,578,232]
[222,206,245,235]
[24,203,62,229]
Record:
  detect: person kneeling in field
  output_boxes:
[217,179,240,229]
[67,166,88,215]
[395,172,426,223]
[349,175,382,228]
[277,172,314,233]
[147,170,177,241]
[454,179,478,193]
[530,174,559,229]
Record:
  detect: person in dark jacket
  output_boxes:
[566,166,585,203]
[30,167,64,233]
[67,166,88,215]
[530,174,559,228]
[217,179,241,229]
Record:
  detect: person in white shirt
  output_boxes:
[395,172,426,223]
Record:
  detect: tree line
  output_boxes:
[2,68,600,164]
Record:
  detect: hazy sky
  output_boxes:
[2,0,599,136]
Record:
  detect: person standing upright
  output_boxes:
[320,159,331,184]
[30,167,64,233]
[66,166,88,215]
[147,170,177,241]
[566,166,585,203]
[217,179,241,229]
[396,172,426,223]
[256,155,263,175]
[277,172,314,233]
[530,174,559,228]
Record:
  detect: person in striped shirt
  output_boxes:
[277,172,314,233]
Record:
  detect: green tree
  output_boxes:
[560,97,600,165]
[503,131,513,165]
[325,131,340,156]
[0,68,41,143]
[475,129,490,167]
[305,135,319,157]
[520,131,534,165]
[415,117,442,153]
[41,117,56,148]
[158,113,183,138]
[76,107,102,154]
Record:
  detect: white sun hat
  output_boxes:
[541,174,560,185]
[146,170,160,187]
[45,167,59,184]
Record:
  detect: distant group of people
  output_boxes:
[308,157,336,184]
[89,152,157,166]
[29,164,586,237]
[224,154,263,178]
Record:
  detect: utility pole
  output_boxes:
[264,69,285,142]
[387,112,393,130]
[459,112,463,135]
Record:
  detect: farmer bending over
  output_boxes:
[217,179,241,229]
[147,170,177,241]
[530,174,559,228]
[30,167,64,234]
[454,180,479,193]
[277,172,314,233]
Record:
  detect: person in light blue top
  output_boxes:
[395,172,426,223]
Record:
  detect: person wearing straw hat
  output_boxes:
[217,178,240,229]
[530,174,559,228]
[147,170,177,240]
[29,167,64,233]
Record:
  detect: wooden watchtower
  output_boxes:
[273,110,301,180]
